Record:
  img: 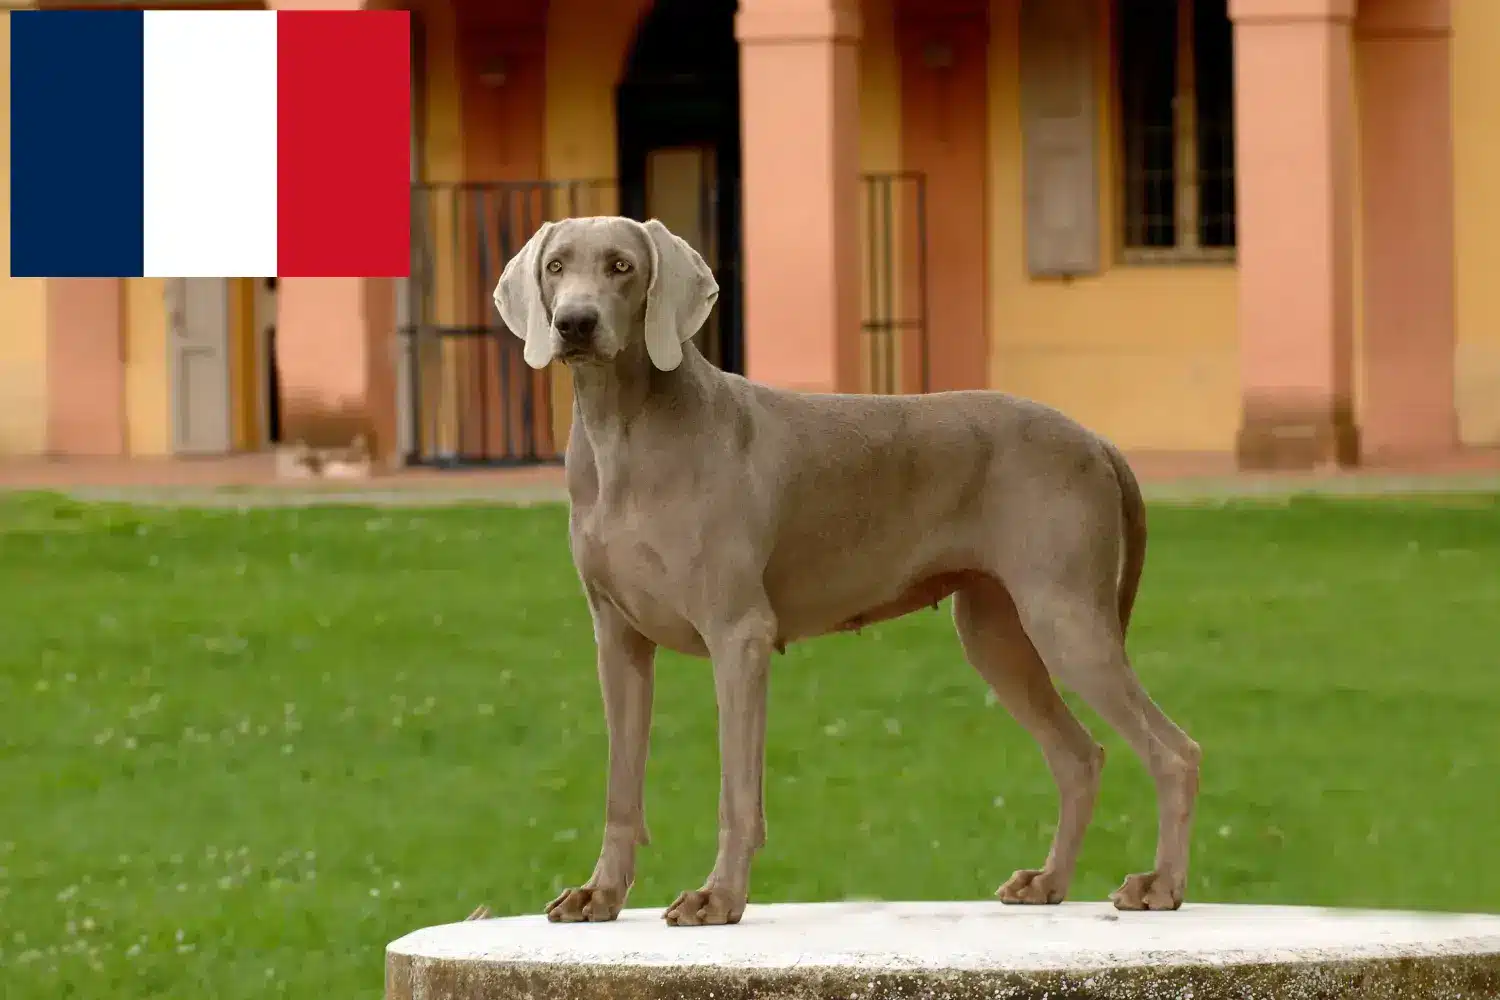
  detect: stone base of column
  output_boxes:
[1235,393,1361,471]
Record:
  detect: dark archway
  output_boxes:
[616,0,742,374]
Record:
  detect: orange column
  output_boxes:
[737,0,862,394]
[46,280,126,456]
[456,3,551,461]
[1356,0,1457,460]
[1231,0,1359,470]
[897,0,988,393]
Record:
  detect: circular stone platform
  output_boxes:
[386,900,1500,1000]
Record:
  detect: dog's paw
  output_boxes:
[996,868,1067,905]
[545,884,627,923]
[663,887,745,927]
[1109,870,1183,911]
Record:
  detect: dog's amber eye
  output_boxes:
[613,260,632,274]
[546,260,563,274]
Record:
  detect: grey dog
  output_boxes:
[481,215,1200,927]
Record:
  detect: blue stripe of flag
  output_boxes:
[10,10,145,278]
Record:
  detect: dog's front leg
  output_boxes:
[664,607,775,927]
[546,591,656,923]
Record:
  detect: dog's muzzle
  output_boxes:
[553,305,599,348]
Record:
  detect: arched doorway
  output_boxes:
[616,0,742,374]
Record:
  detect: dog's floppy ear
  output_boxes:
[493,221,556,371]
[641,218,719,372]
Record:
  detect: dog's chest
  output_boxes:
[572,501,703,652]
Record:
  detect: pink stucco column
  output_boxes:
[269,0,399,465]
[276,278,398,462]
[46,280,126,457]
[1356,0,1457,460]
[1231,0,1360,470]
[737,0,862,393]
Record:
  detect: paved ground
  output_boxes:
[2,449,1499,507]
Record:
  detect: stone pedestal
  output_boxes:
[387,900,1500,999]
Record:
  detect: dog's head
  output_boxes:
[492,216,718,372]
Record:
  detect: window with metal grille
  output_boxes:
[1118,0,1236,260]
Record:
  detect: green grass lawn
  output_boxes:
[1,491,1498,999]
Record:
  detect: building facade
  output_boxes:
[3,0,1498,469]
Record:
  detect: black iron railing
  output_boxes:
[399,173,928,467]
[399,181,617,466]
[860,171,929,395]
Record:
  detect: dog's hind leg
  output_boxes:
[953,575,1104,904]
[1009,581,1201,911]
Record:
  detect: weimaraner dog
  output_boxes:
[483,215,1200,927]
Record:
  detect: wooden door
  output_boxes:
[645,145,724,368]
[169,278,232,455]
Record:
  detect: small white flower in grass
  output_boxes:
[993,796,1006,809]
[82,917,94,932]
[218,876,234,890]
[123,737,138,750]
[176,883,187,893]
[1218,825,1232,838]
[174,930,185,943]
[369,887,381,898]
[282,744,294,755]
[57,885,77,902]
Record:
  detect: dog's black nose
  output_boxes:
[553,305,599,344]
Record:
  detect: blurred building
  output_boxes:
[2,0,1496,471]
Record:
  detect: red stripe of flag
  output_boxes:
[276,10,410,278]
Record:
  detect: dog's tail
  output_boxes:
[1102,441,1147,637]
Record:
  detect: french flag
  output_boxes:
[9,9,410,279]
